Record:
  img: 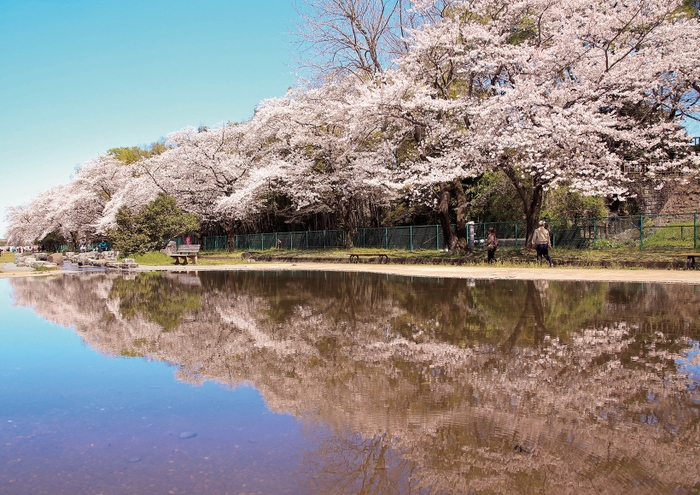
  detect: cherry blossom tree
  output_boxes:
[230,81,400,247]
[390,0,700,243]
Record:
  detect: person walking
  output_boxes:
[532,220,553,266]
[484,227,498,264]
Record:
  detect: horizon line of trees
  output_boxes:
[5,0,700,252]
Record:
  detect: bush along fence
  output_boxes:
[179,212,700,252]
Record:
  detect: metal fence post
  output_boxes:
[695,213,697,250]
[323,230,327,250]
[515,223,518,249]
[306,231,309,250]
[593,218,597,249]
[639,215,644,250]
[385,227,389,250]
[436,225,440,250]
[409,225,413,251]
[261,234,265,251]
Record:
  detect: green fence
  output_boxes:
[191,212,700,252]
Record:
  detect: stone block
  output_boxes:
[120,258,139,269]
[160,241,177,255]
[48,253,64,265]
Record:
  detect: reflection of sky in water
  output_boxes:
[3,272,700,494]
[677,339,700,387]
[0,279,316,495]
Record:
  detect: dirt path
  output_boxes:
[2,262,699,284]
[143,262,700,284]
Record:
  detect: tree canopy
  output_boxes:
[6,0,700,250]
[108,193,200,255]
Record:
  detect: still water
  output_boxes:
[1,271,699,494]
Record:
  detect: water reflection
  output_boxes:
[9,271,700,494]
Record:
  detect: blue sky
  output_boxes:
[0,0,300,237]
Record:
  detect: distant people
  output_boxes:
[532,220,553,267]
[79,240,87,253]
[484,227,498,264]
[276,239,282,250]
[98,240,108,252]
[185,235,192,246]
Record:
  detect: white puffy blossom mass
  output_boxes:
[6,0,700,245]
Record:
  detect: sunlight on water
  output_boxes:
[1,272,700,494]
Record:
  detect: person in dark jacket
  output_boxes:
[484,227,498,264]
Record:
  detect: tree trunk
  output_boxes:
[524,184,544,246]
[69,231,79,252]
[437,182,458,251]
[452,178,469,251]
[342,201,355,249]
[499,157,544,246]
[223,219,236,252]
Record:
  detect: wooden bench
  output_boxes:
[170,244,200,265]
[675,253,700,269]
[348,253,389,264]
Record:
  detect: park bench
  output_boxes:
[170,244,200,265]
[348,253,389,264]
[675,253,700,269]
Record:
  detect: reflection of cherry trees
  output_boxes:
[9,272,700,493]
[299,429,428,495]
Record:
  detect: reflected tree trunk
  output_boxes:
[501,281,547,353]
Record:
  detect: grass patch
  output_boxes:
[130,250,248,266]
[131,251,175,266]
[242,245,689,267]
[0,251,15,263]
[120,244,692,269]
[32,265,59,272]
[643,222,696,248]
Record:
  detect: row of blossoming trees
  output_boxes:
[6,0,700,251]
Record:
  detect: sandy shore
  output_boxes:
[3,261,697,284]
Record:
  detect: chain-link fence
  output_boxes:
[193,212,700,252]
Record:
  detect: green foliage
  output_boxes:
[109,272,201,331]
[108,140,170,165]
[507,16,538,45]
[542,189,608,220]
[37,231,67,252]
[675,0,699,18]
[140,193,200,245]
[383,189,436,226]
[462,172,524,222]
[108,193,200,255]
